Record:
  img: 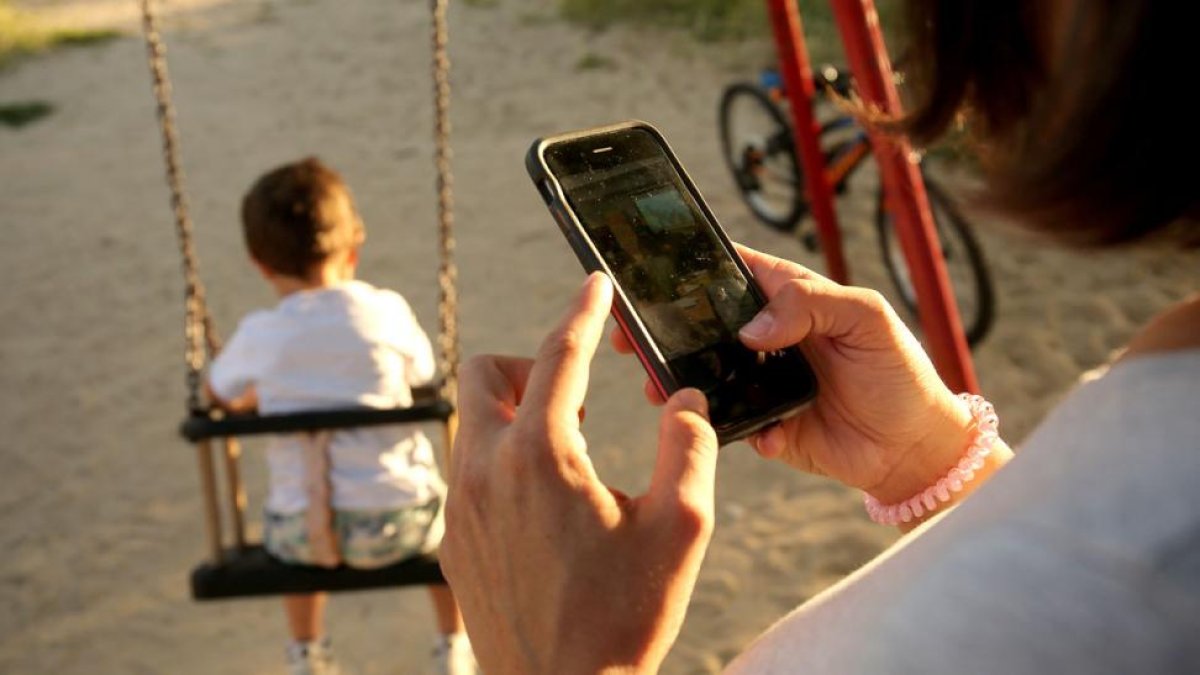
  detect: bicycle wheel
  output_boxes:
[875,174,995,347]
[718,82,806,232]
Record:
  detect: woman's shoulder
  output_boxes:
[1068,345,1200,420]
[993,344,1200,540]
[1118,295,1200,361]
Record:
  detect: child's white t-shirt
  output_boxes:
[208,280,444,514]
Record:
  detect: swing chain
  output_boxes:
[431,0,459,406]
[139,0,221,413]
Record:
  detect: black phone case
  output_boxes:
[526,120,815,445]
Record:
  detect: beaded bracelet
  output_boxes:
[864,393,1000,526]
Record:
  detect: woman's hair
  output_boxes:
[899,0,1197,246]
[241,157,365,278]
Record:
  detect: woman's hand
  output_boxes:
[614,245,1010,518]
[442,273,719,674]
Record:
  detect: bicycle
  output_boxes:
[718,65,994,347]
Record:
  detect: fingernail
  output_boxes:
[752,428,782,458]
[582,272,612,303]
[585,271,611,294]
[739,312,774,340]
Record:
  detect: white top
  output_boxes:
[209,280,444,513]
[727,350,1200,674]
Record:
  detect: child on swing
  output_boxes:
[206,157,476,675]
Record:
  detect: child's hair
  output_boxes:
[241,157,365,278]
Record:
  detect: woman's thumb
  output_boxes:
[739,278,892,351]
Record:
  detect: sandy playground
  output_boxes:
[1,0,1197,673]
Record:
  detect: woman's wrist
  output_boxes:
[865,392,1014,532]
[884,439,1012,532]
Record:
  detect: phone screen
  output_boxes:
[545,127,814,429]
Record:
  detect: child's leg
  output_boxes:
[428,584,464,635]
[282,593,341,673]
[284,592,327,641]
[428,586,478,674]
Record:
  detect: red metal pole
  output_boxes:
[828,0,979,393]
[766,0,849,285]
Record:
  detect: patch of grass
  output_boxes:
[251,1,280,25]
[0,1,121,70]
[518,10,555,27]
[558,0,902,64]
[560,0,767,42]
[0,99,53,127]
[574,51,616,71]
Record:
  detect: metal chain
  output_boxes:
[139,0,220,412]
[430,0,459,405]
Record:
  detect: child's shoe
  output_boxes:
[286,637,342,675]
[431,632,478,675]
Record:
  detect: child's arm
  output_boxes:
[205,379,259,414]
[206,313,267,413]
[389,293,437,386]
[406,330,437,386]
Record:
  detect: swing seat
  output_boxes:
[182,382,453,599]
[191,545,445,600]
[179,385,453,442]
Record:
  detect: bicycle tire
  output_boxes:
[718,82,806,232]
[875,174,995,347]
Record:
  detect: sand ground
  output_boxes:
[1,0,1196,673]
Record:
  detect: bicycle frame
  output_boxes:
[759,105,873,194]
[765,0,978,393]
[823,131,872,191]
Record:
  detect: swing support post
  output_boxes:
[221,438,247,550]
[826,0,978,393]
[765,0,849,285]
[195,440,224,564]
[765,0,978,392]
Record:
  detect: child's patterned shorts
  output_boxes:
[264,497,443,569]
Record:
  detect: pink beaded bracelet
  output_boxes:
[864,393,1000,526]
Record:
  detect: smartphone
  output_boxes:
[526,120,817,444]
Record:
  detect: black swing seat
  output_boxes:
[179,384,453,442]
[191,545,445,600]
[183,383,453,599]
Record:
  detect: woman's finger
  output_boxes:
[520,273,613,439]
[646,388,718,535]
[749,424,786,460]
[613,329,666,405]
[454,355,536,477]
[457,355,537,436]
[610,326,635,354]
[644,379,667,406]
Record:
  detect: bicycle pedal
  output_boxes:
[802,231,821,252]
